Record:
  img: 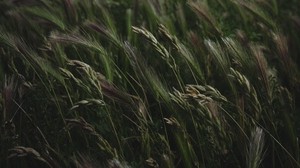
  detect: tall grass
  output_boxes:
[0,0,300,167]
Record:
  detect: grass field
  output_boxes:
[1,0,300,167]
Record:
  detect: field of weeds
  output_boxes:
[1,0,300,167]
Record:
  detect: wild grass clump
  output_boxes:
[1,0,300,167]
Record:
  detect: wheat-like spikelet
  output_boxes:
[50,32,114,80]
[170,84,227,121]
[250,44,270,98]
[246,127,265,168]
[132,26,177,70]
[158,24,204,81]
[7,146,52,168]
[229,68,262,119]
[66,117,116,158]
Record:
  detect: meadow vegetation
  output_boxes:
[0,0,300,167]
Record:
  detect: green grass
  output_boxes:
[0,0,300,167]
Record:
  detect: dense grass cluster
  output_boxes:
[1,0,300,167]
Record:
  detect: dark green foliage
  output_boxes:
[1,0,300,167]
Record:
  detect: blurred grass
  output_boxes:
[0,0,300,167]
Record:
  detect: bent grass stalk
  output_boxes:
[1,0,300,167]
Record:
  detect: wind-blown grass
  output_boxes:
[0,0,300,167]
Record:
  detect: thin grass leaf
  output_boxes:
[84,21,122,48]
[205,39,231,73]
[126,9,133,41]
[158,24,205,82]
[233,0,276,29]
[23,7,66,30]
[222,37,251,69]
[250,44,270,97]
[63,0,77,23]
[0,28,22,51]
[272,32,298,84]
[50,32,114,81]
[188,1,222,35]
[175,2,188,34]
[123,41,171,103]
[0,29,65,84]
